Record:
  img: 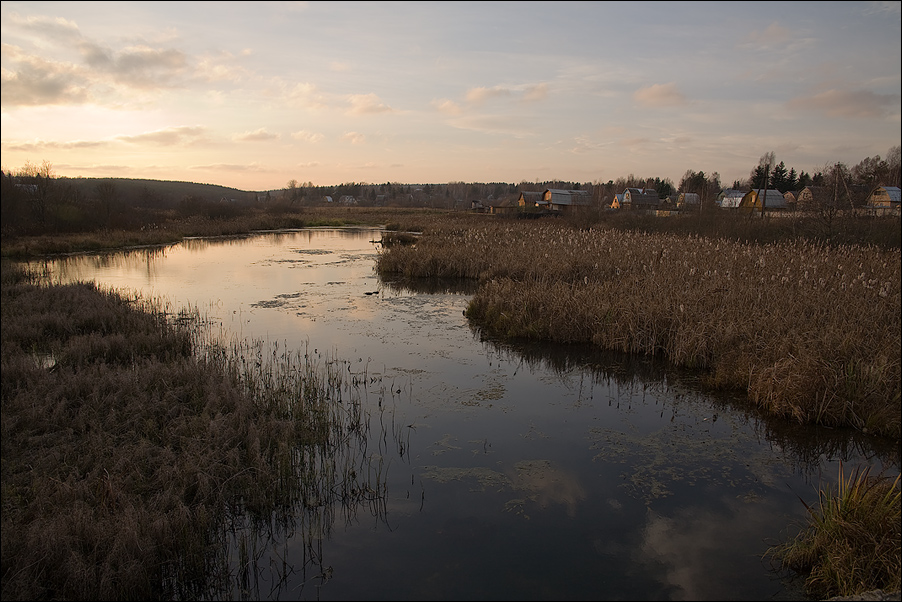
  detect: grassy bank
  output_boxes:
[0,261,382,600]
[766,465,900,599]
[0,206,465,259]
[376,218,901,439]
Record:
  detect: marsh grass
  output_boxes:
[766,463,901,599]
[376,217,901,438]
[1,260,386,601]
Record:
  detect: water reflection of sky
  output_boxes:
[28,229,899,601]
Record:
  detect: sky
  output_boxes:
[1,1,900,192]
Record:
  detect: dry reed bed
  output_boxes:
[1,264,383,600]
[377,220,901,438]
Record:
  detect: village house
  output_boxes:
[488,197,520,215]
[739,189,789,213]
[621,188,659,212]
[718,189,747,209]
[866,186,901,216]
[517,191,543,209]
[782,190,797,208]
[865,186,901,216]
[677,192,700,210]
[540,189,590,213]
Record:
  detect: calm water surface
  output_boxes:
[31,228,900,601]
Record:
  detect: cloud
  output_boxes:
[523,83,549,102]
[117,126,208,145]
[618,137,653,149]
[465,86,513,104]
[863,1,901,17]
[633,83,686,107]
[5,12,81,43]
[1,45,90,106]
[1,12,214,107]
[233,128,280,142]
[743,21,792,48]
[286,82,329,109]
[568,137,611,154]
[195,51,252,83]
[431,98,462,115]
[3,138,107,152]
[79,43,188,88]
[446,114,537,138]
[787,88,900,118]
[342,131,366,144]
[346,93,392,114]
[291,130,325,143]
[464,83,549,105]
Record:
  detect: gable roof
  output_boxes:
[543,189,590,206]
[719,189,747,208]
[870,186,901,204]
[741,189,787,210]
[622,188,659,206]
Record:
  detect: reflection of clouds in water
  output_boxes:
[638,500,793,601]
[419,459,586,518]
[509,460,586,517]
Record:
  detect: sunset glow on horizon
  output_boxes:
[2,1,900,191]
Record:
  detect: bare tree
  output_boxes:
[94,181,120,228]
[754,152,775,217]
[16,160,56,228]
[886,145,901,187]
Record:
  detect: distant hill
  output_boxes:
[56,177,266,207]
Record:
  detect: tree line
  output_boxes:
[2,147,899,238]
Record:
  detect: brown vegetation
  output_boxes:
[376,216,901,439]
[766,464,900,599]
[2,194,899,600]
[1,261,382,600]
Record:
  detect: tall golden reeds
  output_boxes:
[377,218,901,437]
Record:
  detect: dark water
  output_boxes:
[30,228,900,601]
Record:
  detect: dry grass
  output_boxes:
[1,260,384,600]
[376,217,901,438]
[766,464,901,599]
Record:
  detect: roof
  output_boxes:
[742,189,788,209]
[719,189,747,208]
[543,189,590,206]
[679,192,700,204]
[872,186,901,204]
[623,188,659,206]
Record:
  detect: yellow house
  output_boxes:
[739,189,788,213]
[517,191,543,209]
[867,186,901,216]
